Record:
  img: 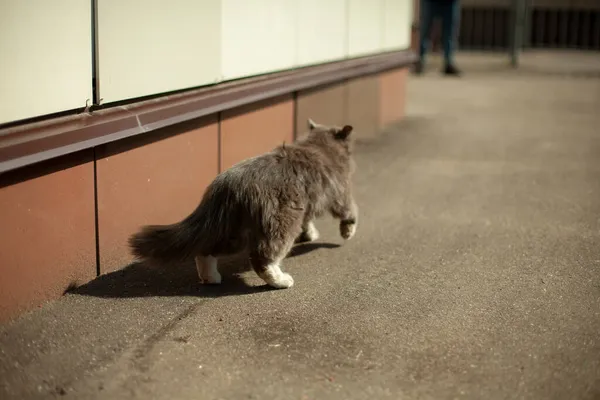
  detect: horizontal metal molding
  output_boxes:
[0,50,417,176]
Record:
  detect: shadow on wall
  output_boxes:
[69,241,340,299]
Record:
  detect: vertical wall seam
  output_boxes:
[292,92,298,141]
[381,0,387,51]
[91,0,100,105]
[341,0,351,124]
[345,0,350,58]
[93,148,101,277]
[343,78,349,125]
[217,112,222,173]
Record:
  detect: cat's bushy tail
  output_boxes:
[127,218,198,266]
[128,177,234,266]
[128,212,205,267]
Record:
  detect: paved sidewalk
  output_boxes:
[2,55,600,400]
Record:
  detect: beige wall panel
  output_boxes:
[379,68,408,127]
[296,0,348,66]
[347,75,381,138]
[96,119,219,273]
[383,0,413,50]
[96,0,221,103]
[221,97,294,171]
[348,0,385,57]
[0,156,96,322]
[0,0,92,124]
[295,83,347,136]
[221,0,297,80]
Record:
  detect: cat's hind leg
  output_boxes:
[251,206,303,289]
[250,251,294,289]
[295,220,320,243]
[250,230,300,289]
[195,255,221,284]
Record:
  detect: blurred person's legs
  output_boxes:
[415,0,462,76]
[440,0,462,75]
[415,0,435,74]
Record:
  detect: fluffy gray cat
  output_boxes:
[128,119,358,289]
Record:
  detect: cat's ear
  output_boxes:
[334,125,353,140]
[307,118,318,130]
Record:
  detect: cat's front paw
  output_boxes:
[340,221,356,240]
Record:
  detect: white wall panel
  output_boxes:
[96,0,221,103]
[221,0,297,80]
[383,0,413,50]
[296,0,347,67]
[0,0,92,125]
[347,0,385,57]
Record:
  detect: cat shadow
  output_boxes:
[288,241,340,257]
[70,241,340,299]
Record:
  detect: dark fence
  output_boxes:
[529,7,600,49]
[460,6,512,50]
[456,0,600,51]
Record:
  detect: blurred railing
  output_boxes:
[456,0,600,51]
[460,1,512,50]
[528,1,600,49]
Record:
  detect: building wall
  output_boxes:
[95,0,222,103]
[0,0,92,124]
[0,154,96,321]
[0,0,413,124]
[95,118,220,274]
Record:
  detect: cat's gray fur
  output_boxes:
[128,119,358,289]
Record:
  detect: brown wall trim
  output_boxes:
[0,50,416,176]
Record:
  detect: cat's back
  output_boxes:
[208,146,302,198]
[222,150,283,182]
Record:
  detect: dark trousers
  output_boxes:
[419,0,461,65]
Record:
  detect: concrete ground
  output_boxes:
[2,52,600,400]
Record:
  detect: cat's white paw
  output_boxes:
[258,262,294,289]
[195,255,221,285]
[199,271,222,285]
[304,222,320,242]
[260,269,294,289]
[268,272,294,289]
[340,222,356,240]
[296,222,320,243]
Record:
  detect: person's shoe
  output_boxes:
[443,64,462,76]
[413,61,424,75]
